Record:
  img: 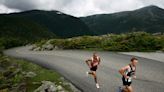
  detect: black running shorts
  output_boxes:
[90,66,97,71]
[122,76,132,86]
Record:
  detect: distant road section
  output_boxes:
[121,52,164,63]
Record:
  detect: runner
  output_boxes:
[119,57,138,92]
[85,52,101,88]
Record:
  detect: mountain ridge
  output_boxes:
[81,5,164,35]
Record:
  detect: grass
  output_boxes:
[0,55,74,92]
[35,32,164,52]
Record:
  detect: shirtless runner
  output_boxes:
[85,52,101,88]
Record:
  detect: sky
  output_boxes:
[0,0,164,17]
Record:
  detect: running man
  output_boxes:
[119,57,138,92]
[85,52,101,88]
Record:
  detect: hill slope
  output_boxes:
[0,10,93,41]
[0,15,56,41]
[8,10,93,38]
[81,5,164,35]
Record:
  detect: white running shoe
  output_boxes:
[96,83,100,88]
[86,71,89,76]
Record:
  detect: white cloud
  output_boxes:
[93,0,144,13]
[0,0,164,16]
[139,0,164,8]
[61,0,106,16]
[0,4,20,14]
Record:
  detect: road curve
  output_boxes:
[4,46,164,92]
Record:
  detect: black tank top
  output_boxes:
[127,64,136,77]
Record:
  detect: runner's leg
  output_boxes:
[88,70,98,83]
[92,71,97,83]
[126,86,133,92]
[88,71,93,75]
[122,86,129,92]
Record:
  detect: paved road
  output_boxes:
[4,46,164,92]
[121,52,164,63]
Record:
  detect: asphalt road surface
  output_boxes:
[4,46,164,92]
[121,52,164,63]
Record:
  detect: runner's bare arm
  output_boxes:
[85,59,92,68]
[98,57,101,65]
[119,65,129,78]
[133,66,137,79]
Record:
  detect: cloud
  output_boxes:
[139,0,164,8]
[2,0,73,11]
[0,0,164,16]
[0,4,20,14]
[61,0,106,16]
[93,0,144,13]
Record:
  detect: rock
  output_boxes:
[41,48,45,51]
[56,85,63,91]
[54,46,59,50]
[46,40,53,45]
[49,85,56,92]
[34,81,56,92]
[24,72,36,78]
[59,77,81,92]
[68,83,81,92]
[42,44,54,51]
[30,45,37,50]
[33,47,41,51]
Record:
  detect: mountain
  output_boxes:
[81,5,164,35]
[0,10,93,41]
[9,10,92,37]
[1,5,164,43]
[0,14,56,41]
